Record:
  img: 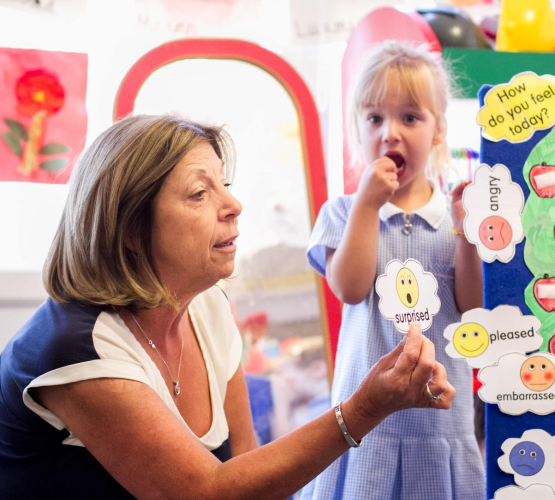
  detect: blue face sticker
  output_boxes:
[509,441,545,476]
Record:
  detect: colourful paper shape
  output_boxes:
[375,258,440,333]
[479,352,555,415]
[444,305,543,369]
[521,127,555,352]
[462,163,524,263]
[498,429,555,490]
[493,484,555,500]
[477,72,555,143]
[0,47,88,184]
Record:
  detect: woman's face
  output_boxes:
[150,142,242,297]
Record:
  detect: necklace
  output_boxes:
[131,314,184,396]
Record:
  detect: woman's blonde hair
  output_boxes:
[44,114,235,311]
[347,41,453,184]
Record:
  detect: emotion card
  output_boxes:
[477,72,555,144]
[375,258,440,333]
[498,429,555,490]
[444,305,543,369]
[492,484,555,500]
[479,352,555,415]
[462,163,524,263]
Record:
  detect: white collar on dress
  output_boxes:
[378,178,447,230]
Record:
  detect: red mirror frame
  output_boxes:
[113,38,342,377]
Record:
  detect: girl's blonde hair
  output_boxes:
[44,114,235,312]
[347,41,453,184]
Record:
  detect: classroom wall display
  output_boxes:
[477,72,555,144]
[0,47,88,184]
[492,484,555,500]
[444,305,542,369]
[462,163,524,263]
[479,352,555,415]
[375,258,440,333]
[521,127,555,353]
[498,429,555,490]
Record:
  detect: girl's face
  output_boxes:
[356,80,445,189]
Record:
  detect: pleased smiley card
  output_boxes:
[492,484,555,500]
[444,306,543,369]
[462,163,524,263]
[479,352,555,415]
[498,429,555,490]
[375,258,440,333]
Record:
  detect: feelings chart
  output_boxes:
[454,74,555,499]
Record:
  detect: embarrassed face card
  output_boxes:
[462,164,524,263]
[498,429,555,490]
[479,352,555,415]
[492,485,555,500]
[444,306,543,369]
[375,259,440,333]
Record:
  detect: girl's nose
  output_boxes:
[383,120,400,143]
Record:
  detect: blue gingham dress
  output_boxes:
[301,184,485,500]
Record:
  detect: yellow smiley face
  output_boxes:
[396,268,419,308]
[453,322,489,357]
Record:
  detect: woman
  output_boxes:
[0,115,455,499]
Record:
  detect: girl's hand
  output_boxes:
[353,322,455,421]
[451,181,470,232]
[356,156,400,210]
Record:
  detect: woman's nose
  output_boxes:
[221,187,242,220]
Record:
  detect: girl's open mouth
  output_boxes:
[385,153,406,178]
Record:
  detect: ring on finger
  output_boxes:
[426,383,440,401]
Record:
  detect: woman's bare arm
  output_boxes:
[34,323,453,500]
[224,365,258,456]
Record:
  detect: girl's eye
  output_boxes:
[405,114,418,123]
[368,115,382,124]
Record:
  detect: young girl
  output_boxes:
[301,42,485,500]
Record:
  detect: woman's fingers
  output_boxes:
[411,336,435,389]
[426,362,455,410]
[393,322,424,376]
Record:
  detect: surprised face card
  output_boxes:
[375,259,440,333]
[462,163,524,263]
[443,306,543,369]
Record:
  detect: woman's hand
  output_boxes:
[356,156,400,211]
[451,181,470,233]
[346,322,455,427]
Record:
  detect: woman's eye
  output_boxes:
[192,190,206,200]
[224,183,232,189]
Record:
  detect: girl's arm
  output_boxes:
[452,182,483,312]
[326,158,399,305]
[33,323,454,500]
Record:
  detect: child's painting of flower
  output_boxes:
[0,48,88,183]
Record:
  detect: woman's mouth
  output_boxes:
[214,236,238,252]
[385,153,406,178]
